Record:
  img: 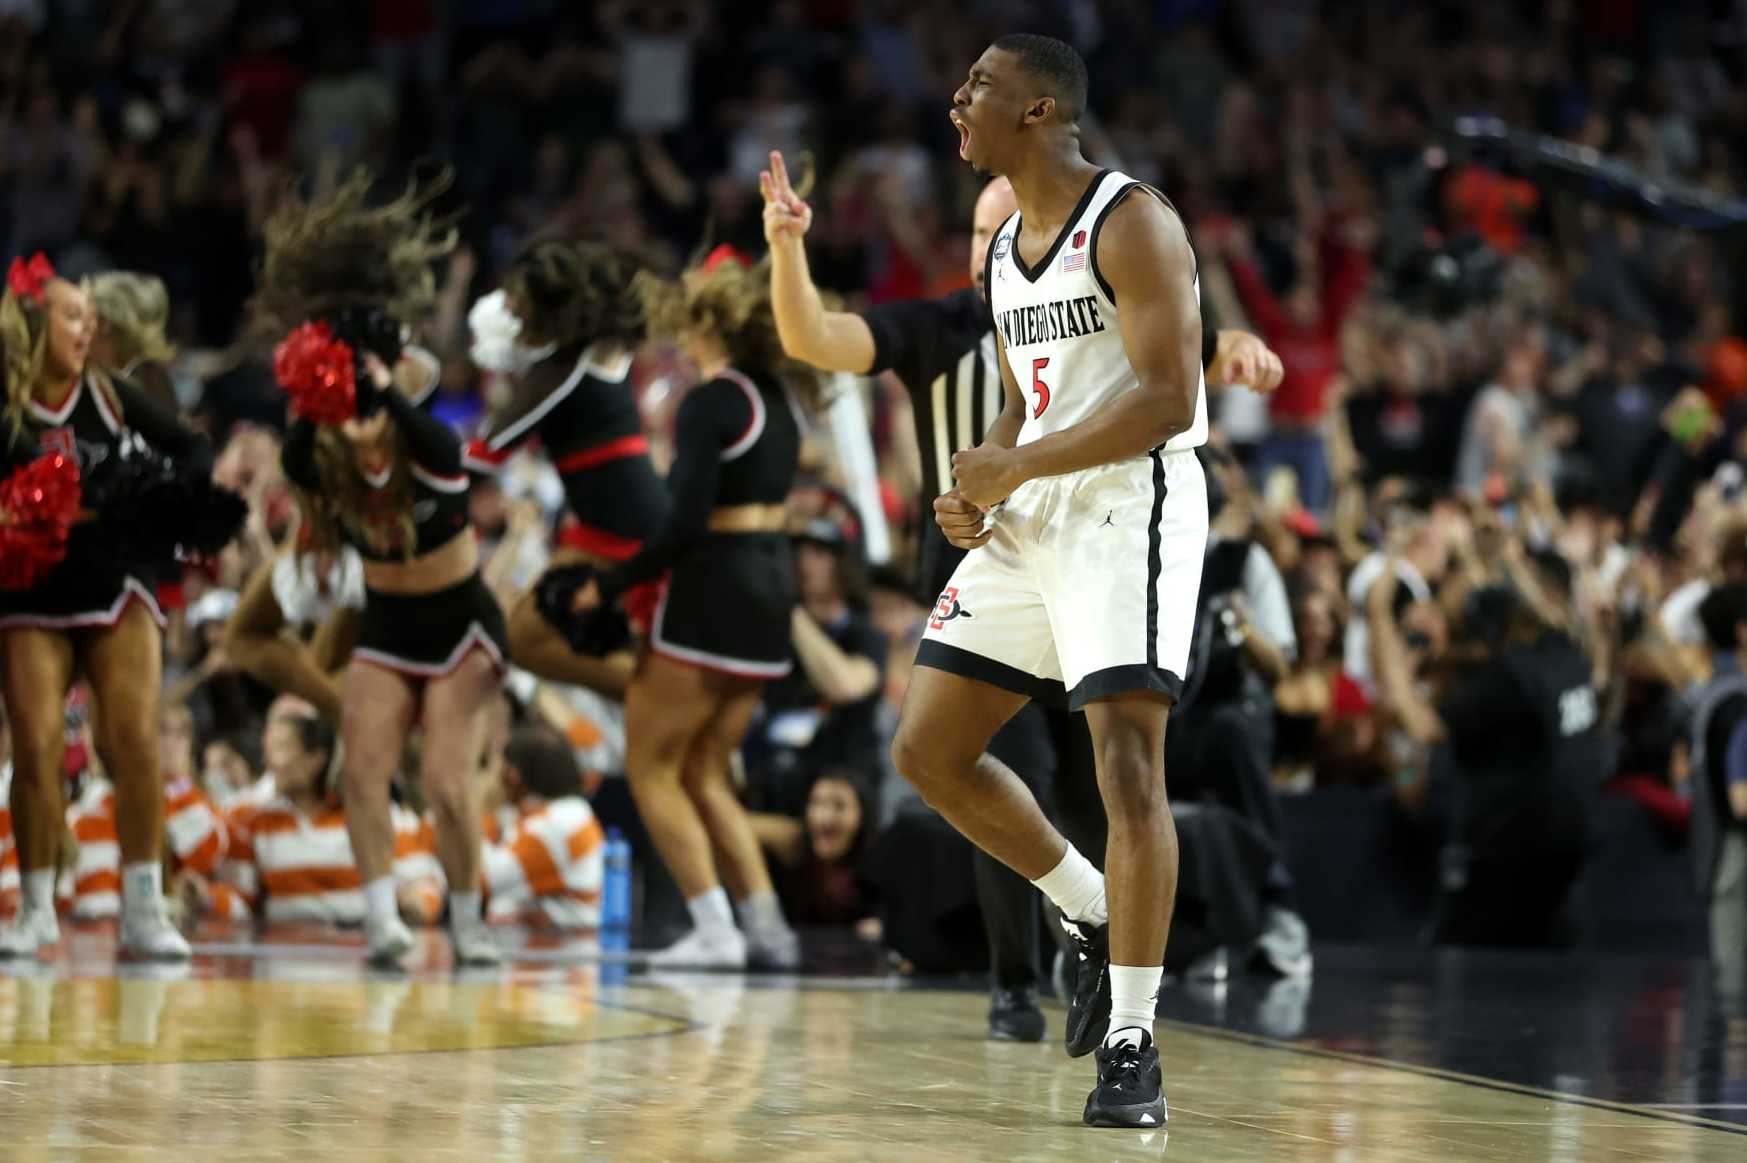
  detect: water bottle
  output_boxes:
[601,828,633,931]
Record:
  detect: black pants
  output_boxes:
[974,705,1104,991]
[1439,850,1584,947]
[1166,696,1292,902]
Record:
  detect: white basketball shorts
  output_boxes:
[917,449,1207,709]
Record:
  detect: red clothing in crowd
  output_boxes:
[1228,238,1369,426]
[1445,166,1540,256]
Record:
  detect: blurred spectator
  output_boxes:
[6,87,98,257]
[214,707,442,924]
[1369,554,1606,947]
[481,724,607,930]
[1455,327,1547,500]
[200,723,263,810]
[291,32,397,178]
[603,0,708,136]
[745,517,887,815]
[1690,583,1747,981]
[63,703,229,921]
[1216,217,1370,512]
[753,767,879,933]
[1343,499,1450,699]
[1274,586,1376,791]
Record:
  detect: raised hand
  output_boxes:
[760,150,813,244]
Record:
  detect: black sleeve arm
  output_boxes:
[1202,327,1218,373]
[281,418,320,492]
[862,299,937,380]
[1646,441,1706,555]
[381,385,462,475]
[112,376,214,474]
[597,380,740,599]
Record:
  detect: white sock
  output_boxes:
[122,862,162,913]
[449,891,481,926]
[24,869,55,914]
[738,890,788,934]
[363,875,398,930]
[686,887,736,936]
[1105,963,1162,1049]
[1030,845,1107,926]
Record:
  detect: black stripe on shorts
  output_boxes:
[914,640,1068,710]
[1146,449,1166,669]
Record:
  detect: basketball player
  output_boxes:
[764,154,1278,1042]
[894,35,1205,1128]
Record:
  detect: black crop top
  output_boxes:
[599,367,802,598]
[281,388,472,561]
[1,371,213,584]
[2,370,210,475]
[463,343,669,543]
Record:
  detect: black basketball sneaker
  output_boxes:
[1082,1031,1168,1128]
[1060,915,1111,1057]
[987,987,1046,1042]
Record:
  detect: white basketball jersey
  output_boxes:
[986,169,1208,456]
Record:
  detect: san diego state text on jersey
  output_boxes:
[993,295,1107,349]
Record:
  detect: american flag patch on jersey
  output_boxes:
[1062,252,1086,272]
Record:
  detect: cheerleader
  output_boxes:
[87,271,177,410]
[572,250,819,969]
[256,174,503,967]
[462,241,667,696]
[0,256,236,959]
[223,351,443,724]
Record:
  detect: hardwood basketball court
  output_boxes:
[0,926,1741,1160]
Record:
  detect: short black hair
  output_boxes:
[1700,581,1747,653]
[991,33,1088,123]
[1525,547,1573,602]
[503,724,584,801]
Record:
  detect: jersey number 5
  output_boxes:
[1030,357,1052,418]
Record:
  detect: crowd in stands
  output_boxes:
[4,0,1747,970]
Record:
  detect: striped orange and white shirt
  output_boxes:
[482,797,605,929]
[0,762,18,919]
[218,798,445,925]
[62,775,228,920]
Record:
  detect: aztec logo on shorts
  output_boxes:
[930,586,973,631]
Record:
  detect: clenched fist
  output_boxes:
[934,489,992,550]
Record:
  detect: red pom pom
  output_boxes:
[0,451,82,590]
[274,321,357,424]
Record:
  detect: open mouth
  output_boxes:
[951,110,970,159]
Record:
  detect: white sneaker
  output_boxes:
[0,906,60,958]
[1253,906,1313,980]
[645,926,747,971]
[1185,945,1229,983]
[366,914,416,968]
[120,900,192,961]
[450,918,502,968]
[746,924,801,971]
